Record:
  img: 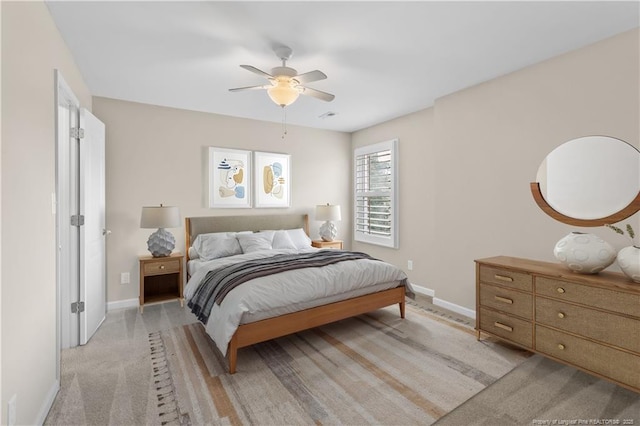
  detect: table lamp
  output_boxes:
[316,203,341,242]
[140,205,180,257]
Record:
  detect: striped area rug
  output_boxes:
[153,303,529,425]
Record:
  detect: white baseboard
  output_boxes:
[106,288,476,318]
[107,298,139,311]
[410,284,435,297]
[433,297,476,320]
[410,283,476,320]
[37,380,60,425]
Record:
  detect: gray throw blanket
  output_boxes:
[188,250,377,324]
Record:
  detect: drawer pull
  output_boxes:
[556,287,565,294]
[494,295,514,304]
[493,322,513,332]
[557,343,565,350]
[557,312,565,319]
[160,265,165,270]
[494,274,514,282]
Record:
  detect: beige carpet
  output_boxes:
[44,301,196,426]
[156,303,529,425]
[435,354,640,425]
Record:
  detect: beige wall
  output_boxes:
[91,97,351,304]
[351,108,438,290]
[353,28,640,312]
[1,2,92,424]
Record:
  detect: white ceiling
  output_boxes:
[46,1,639,133]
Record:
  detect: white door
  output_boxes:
[79,108,106,345]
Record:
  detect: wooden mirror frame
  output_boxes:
[530,182,640,227]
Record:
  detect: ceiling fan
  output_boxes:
[229,46,335,107]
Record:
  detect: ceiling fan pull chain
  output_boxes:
[281,106,288,139]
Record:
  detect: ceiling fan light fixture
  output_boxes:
[267,77,300,107]
[230,46,334,109]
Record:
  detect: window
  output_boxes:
[354,139,398,248]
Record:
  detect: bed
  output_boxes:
[184,213,413,374]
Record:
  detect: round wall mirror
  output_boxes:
[531,135,640,226]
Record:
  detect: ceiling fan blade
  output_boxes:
[300,86,335,102]
[229,85,270,92]
[240,65,273,78]
[295,70,327,84]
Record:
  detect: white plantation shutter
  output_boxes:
[354,139,398,248]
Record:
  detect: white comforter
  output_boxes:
[184,248,413,355]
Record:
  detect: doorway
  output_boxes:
[54,70,107,365]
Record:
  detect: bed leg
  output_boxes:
[399,300,405,319]
[228,335,238,374]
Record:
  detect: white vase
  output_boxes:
[616,246,640,283]
[553,232,616,274]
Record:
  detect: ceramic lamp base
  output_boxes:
[147,228,175,257]
[319,221,337,242]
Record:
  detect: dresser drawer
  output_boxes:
[536,277,640,317]
[479,266,532,292]
[479,283,532,320]
[479,307,533,349]
[536,297,640,353]
[536,326,640,390]
[143,258,180,276]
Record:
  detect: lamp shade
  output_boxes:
[316,204,341,222]
[140,206,180,229]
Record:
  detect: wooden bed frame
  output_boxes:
[185,214,406,374]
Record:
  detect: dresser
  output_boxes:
[476,256,640,393]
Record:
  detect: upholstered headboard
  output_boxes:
[185,214,309,262]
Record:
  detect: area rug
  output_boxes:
[152,303,529,425]
[434,354,640,426]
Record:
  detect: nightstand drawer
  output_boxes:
[536,325,640,390]
[536,277,640,317]
[311,240,343,249]
[535,297,640,353]
[479,283,532,320]
[144,258,180,276]
[479,307,533,349]
[479,265,532,292]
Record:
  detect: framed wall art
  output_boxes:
[208,147,251,208]
[254,151,290,208]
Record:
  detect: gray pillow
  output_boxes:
[199,236,242,260]
[237,233,273,253]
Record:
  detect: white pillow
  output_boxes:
[272,230,297,250]
[237,233,273,253]
[256,230,275,242]
[286,228,312,249]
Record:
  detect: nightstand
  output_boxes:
[139,252,184,313]
[311,240,343,250]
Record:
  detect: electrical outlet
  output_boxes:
[407,260,413,271]
[120,272,130,285]
[8,394,16,426]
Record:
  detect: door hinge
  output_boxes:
[71,301,85,314]
[70,127,85,139]
[70,214,85,227]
